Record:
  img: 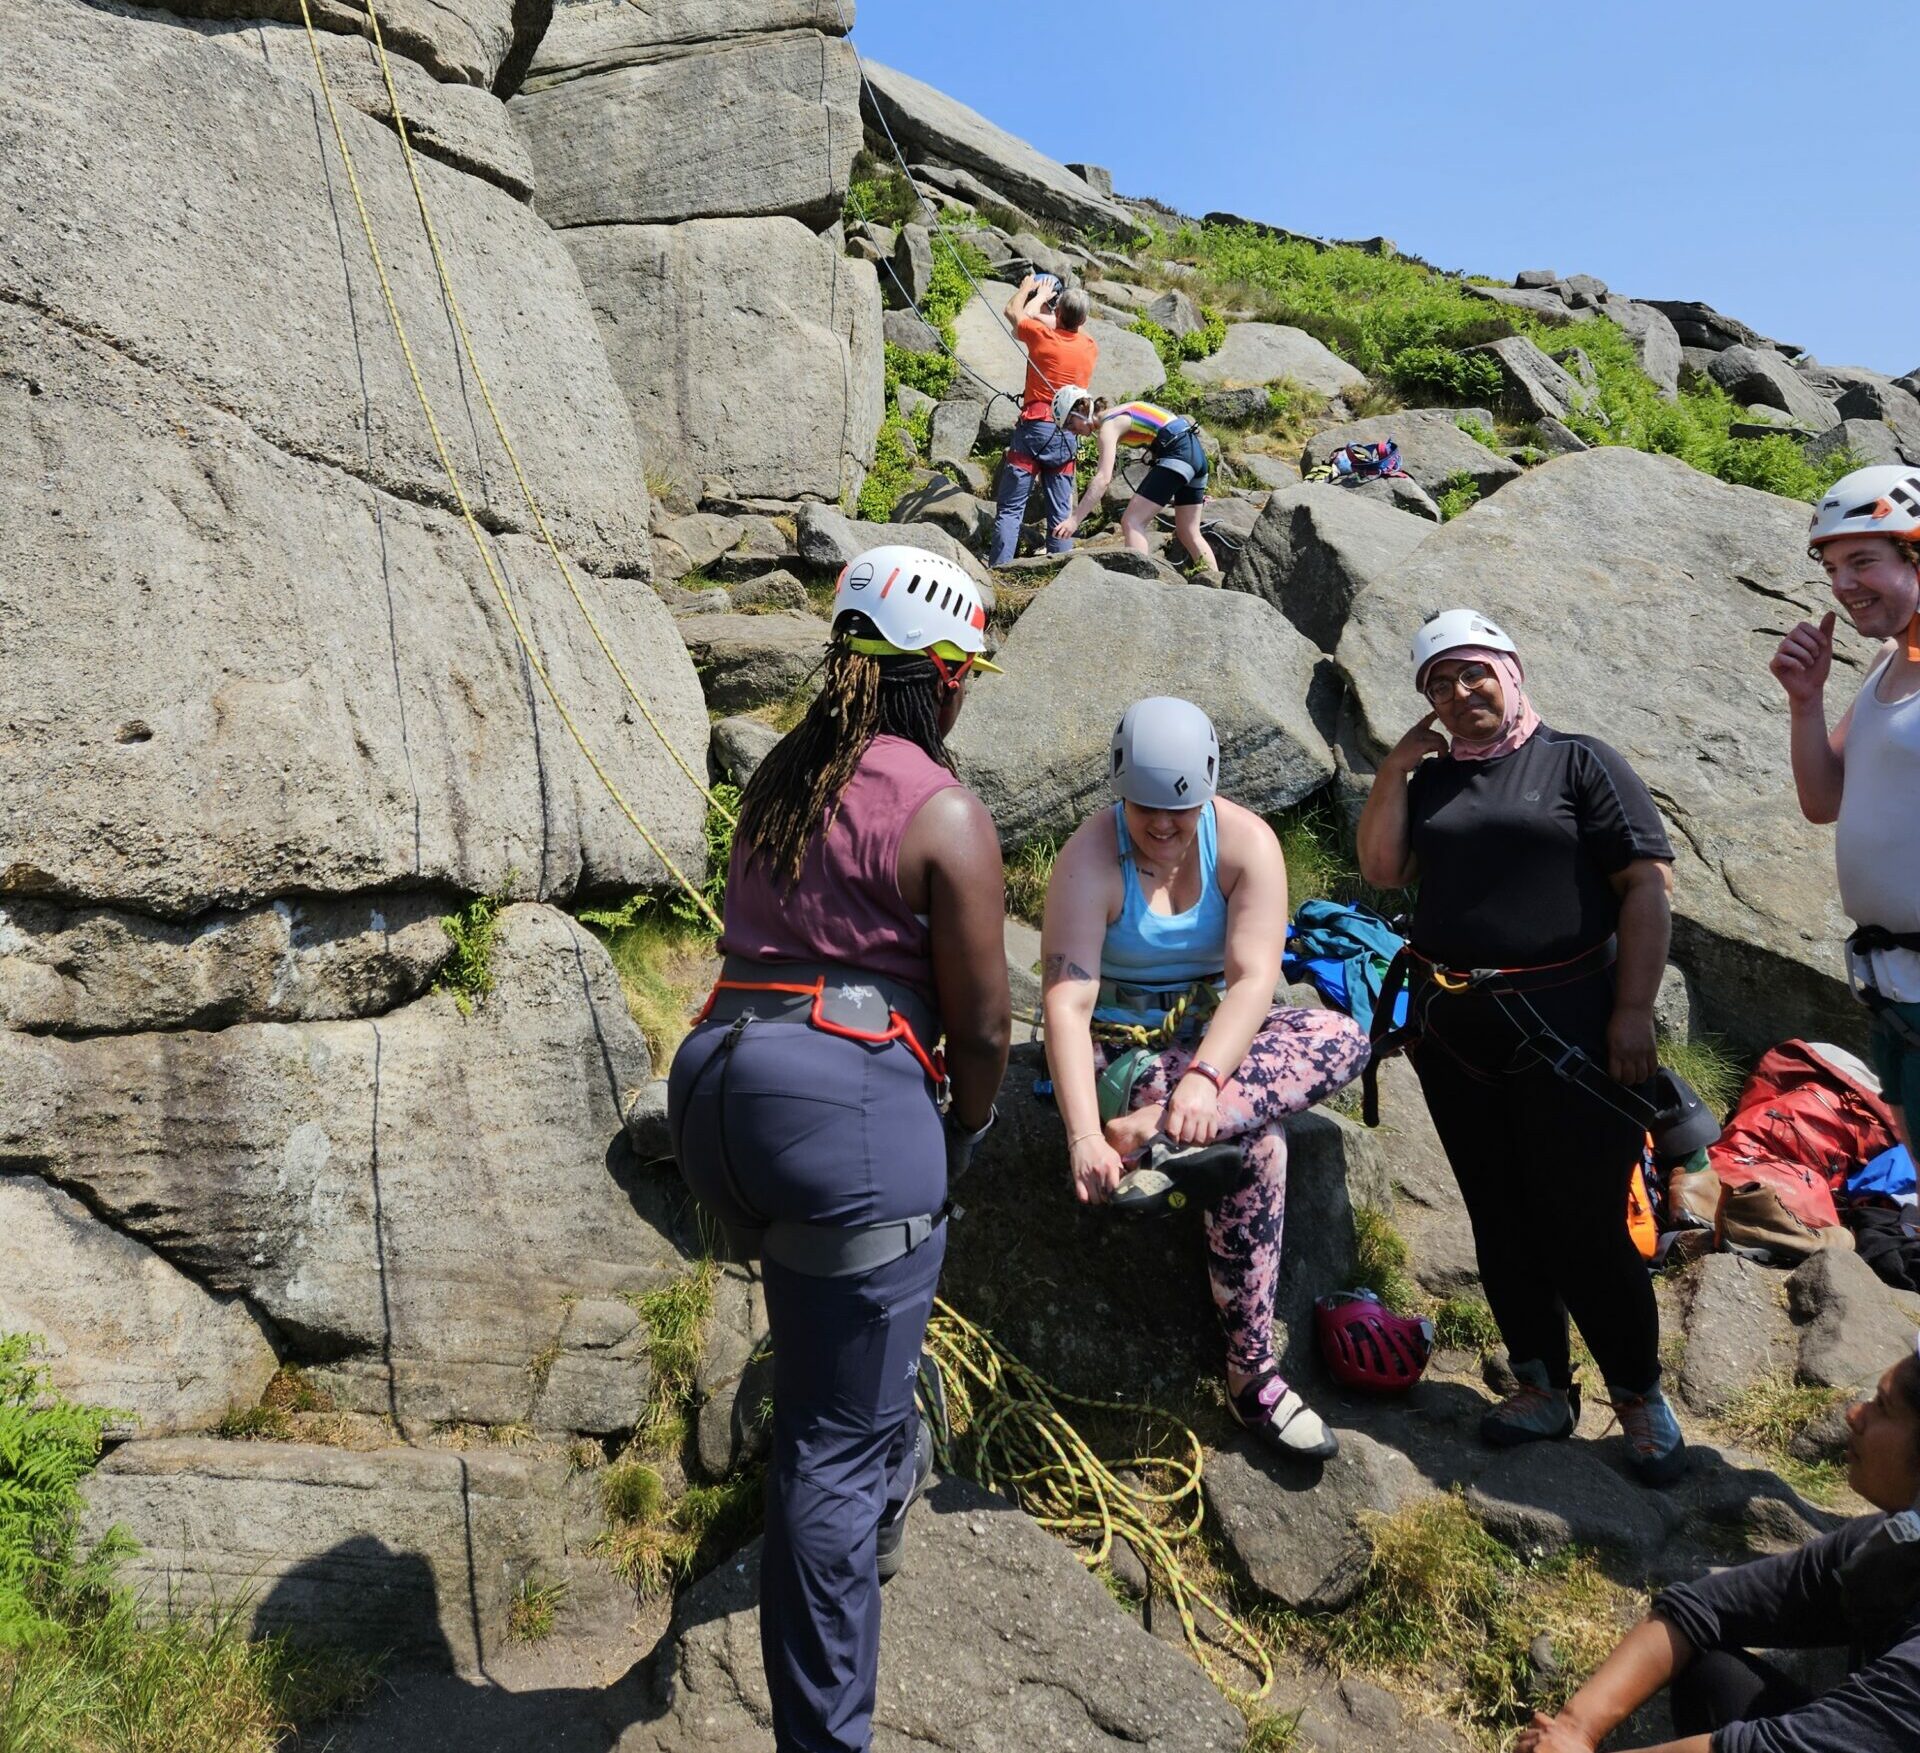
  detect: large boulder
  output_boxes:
[1186,324,1366,402]
[1643,300,1771,353]
[2,0,651,576]
[0,310,708,915]
[512,23,858,228]
[0,907,688,1434]
[565,218,883,505]
[1789,1249,1920,1393]
[0,1177,278,1438]
[1333,447,1872,1051]
[1706,347,1840,433]
[635,1475,1245,1752]
[949,560,1334,848]
[83,1439,591,1673]
[124,0,532,87]
[1466,336,1593,424]
[856,60,1141,238]
[678,610,827,714]
[1227,483,1433,653]
[1676,1253,1796,1417]
[521,2,845,83]
[794,504,995,594]
[1599,296,1684,399]
[1301,412,1523,504]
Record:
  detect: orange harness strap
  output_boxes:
[697,975,947,1089]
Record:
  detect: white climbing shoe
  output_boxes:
[1230,1373,1339,1462]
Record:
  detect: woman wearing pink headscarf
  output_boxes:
[1355,610,1685,1484]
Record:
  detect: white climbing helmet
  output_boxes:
[832,544,1001,678]
[1051,383,1093,426]
[1111,697,1219,809]
[1411,608,1519,691]
[1807,464,1920,557]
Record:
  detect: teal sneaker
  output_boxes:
[1608,1384,1687,1487]
[1480,1359,1579,1448]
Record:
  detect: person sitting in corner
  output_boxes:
[1515,1345,1920,1752]
[986,273,1098,567]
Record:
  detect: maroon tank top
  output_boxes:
[720,734,958,1003]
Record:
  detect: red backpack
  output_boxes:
[1708,1039,1898,1234]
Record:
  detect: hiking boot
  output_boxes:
[1109,1136,1242,1217]
[1607,1384,1688,1488]
[1229,1372,1340,1462]
[876,1413,934,1584]
[1480,1359,1579,1448]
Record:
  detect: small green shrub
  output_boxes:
[1180,307,1229,361]
[1129,315,1181,373]
[843,151,919,229]
[1456,415,1499,449]
[506,1576,566,1645]
[1388,344,1505,407]
[437,885,511,1016]
[1435,471,1481,521]
[858,408,920,522]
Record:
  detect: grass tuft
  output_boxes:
[1713,1375,1850,1505]
[1351,1205,1421,1315]
[506,1577,566,1646]
[1656,1031,1746,1119]
[1004,834,1060,927]
[1272,795,1409,917]
[1430,1294,1502,1354]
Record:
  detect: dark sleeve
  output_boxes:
[1652,1524,1869,1654]
[1565,734,1674,871]
[1712,1637,1920,1753]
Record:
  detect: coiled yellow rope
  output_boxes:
[294,0,724,929]
[925,1299,1274,1703]
[1087,980,1223,1050]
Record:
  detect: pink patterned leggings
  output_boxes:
[1100,1006,1370,1379]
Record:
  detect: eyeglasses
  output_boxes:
[1422,662,1495,705]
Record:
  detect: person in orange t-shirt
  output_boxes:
[987,274,1099,566]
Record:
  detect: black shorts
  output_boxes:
[1133,424,1208,507]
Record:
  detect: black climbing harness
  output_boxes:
[1849,924,1920,1051]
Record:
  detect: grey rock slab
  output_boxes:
[566,218,882,505]
[0,1177,278,1438]
[531,1297,652,1438]
[1227,482,1432,653]
[1066,161,1114,196]
[1464,283,1578,326]
[1367,1059,1481,1298]
[1198,385,1273,425]
[892,223,935,308]
[653,512,746,575]
[884,308,944,354]
[1146,288,1204,339]
[84,1439,582,1673]
[0,895,449,1035]
[1802,363,1920,431]
[637,1476,1244,1751]
[1204,1431,1426,1611]
[1467,335,1593,423]
[727,570,810,612]
[524,0,846,83]
[1008,231,1069,278]
[890,477,987,548]
[857,60,1141,238]
[950,559,1333,847]
[1334,447,1873,1052]
[1789,1248,1920,1391]
[1089,278,1157,312]
[194,17,535,200]
[795,504,995,596]
[1353,475,1443,522]
[1087,320,1169,402]
[709,715,784,788]
[1186,324,1366,401]
[1707,346,1840,432]
[0,906,690,1434]
[712,517,801,579]
[1515,269,1561,290]
[1302,411,1524,503]
[1004,918,1044,1018]
[0,309,706,914]
[906,162,1033,231]
[895,383,938,426]
[512,29,858,228]
[678,611,827,715]
[930,399,985,470]
[1600,296,1685,398]
[1674,1441,1838,1551]
[1236,452,1302,491]
[1806,418,1904,469]
[1644,300,1769,352]
[1469,1441,1683,1555]
[1655,961,1697,1041]
[1677,1253,1794,1416]
[124,0,525,86]
[1562,273,1609,307]
[4,0,650,575]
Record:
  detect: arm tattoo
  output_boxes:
[1043,954,1096,984]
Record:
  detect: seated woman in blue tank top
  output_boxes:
[1040,697,1369,1460]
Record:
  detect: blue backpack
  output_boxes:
[1284,899,1409,1034]
[1849,1143,1917,1203]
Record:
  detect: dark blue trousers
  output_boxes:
[669,1018,946,1753]
[988,416,1079,565]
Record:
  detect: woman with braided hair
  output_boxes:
[668,545,1010,1753]
[1040,696,1369,1462]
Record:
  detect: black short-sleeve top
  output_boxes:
[1405,726,1674,970]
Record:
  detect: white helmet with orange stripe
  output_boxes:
[1807,464,1920,557]
[832,545,1001,684]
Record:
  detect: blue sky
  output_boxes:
[849,1,1912,376]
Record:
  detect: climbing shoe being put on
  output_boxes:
[1480,1358,1579,1448]
[876,1412,934,1583]
[1607,1384,1687,1488]
[1109,1135,1242,1218]
[1229,1372,1339,1462]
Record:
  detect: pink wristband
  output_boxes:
[1185,1060,1227,1092]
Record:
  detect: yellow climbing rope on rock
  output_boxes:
[294,0,724,931]
[1088,980,1224,1050]
[924,1299,1275,1703]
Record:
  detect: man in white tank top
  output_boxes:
[1772,464,1920,1145]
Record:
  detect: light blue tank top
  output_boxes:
[1096,802,1229,1025]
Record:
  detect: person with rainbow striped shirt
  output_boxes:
[1052,388,1219,574]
